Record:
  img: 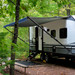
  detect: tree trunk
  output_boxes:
[66,2,71,16]
[10,0,20,75]
[66,9,70,16]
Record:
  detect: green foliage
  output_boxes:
[28,0,38,7]
[0,32,10,75]
[71,0,75,4]
[53,0,68,7]
[35,0,51,13]
[15,27,29,58]
[0,32,9,58]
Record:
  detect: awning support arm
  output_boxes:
[5,27,29,45]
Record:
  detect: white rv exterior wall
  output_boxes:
[42,19,67,45]
[66,19,75,44]
[30,17,75,45]
[29,16,75,55]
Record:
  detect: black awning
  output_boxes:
[4,16,68,28]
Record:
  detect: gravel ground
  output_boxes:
[26,64,75,75]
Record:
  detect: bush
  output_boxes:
[0,32,10,75]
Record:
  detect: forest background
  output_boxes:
[0,0,75,74]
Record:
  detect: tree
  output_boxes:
[10,0,20,75]
[52,0,75,16]
[52,0,68,16]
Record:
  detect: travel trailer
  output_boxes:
[4,15,75,62]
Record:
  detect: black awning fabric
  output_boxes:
[4,16,68,28]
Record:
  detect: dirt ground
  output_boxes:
[1,58,75,75]
[14,64,75,75]
[27,64,75,75]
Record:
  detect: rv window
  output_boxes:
[60,28,67,38]
[47,29,50,32]
[51,30,56,37]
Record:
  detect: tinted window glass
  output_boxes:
[60,28,67,38]
[51,30,56,37]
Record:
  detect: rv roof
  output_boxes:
[71,15,75,20]
[4,16,69,28]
